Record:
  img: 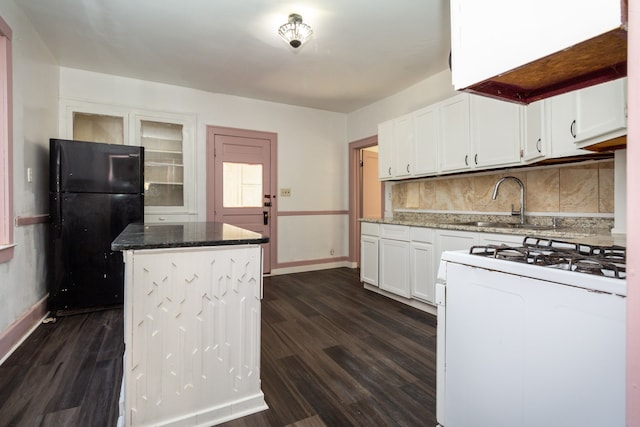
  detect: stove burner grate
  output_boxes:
[469,237,626,279]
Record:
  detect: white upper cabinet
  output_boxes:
[550,78,626,156]
[413,105,440,176]
[522,100,547,162]
[450,0,625,91]
[572,78,627,147]
[377,120,394,180]
[392,114,413,179]
[378,107,439,181]
[439,93,522,173]
[439,94,472,173]
[470,95,522,168]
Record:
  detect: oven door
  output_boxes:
[443,260,625,427]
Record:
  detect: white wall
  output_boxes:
[58,68,349,267]
[347,68,456,142]
[0,0,59,334]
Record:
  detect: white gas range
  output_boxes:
[435,236,626,427]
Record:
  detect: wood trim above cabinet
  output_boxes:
[582,135,627,152]
[464,28,628,104]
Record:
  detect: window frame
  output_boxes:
[0,16,13,263]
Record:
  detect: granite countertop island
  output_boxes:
[111,221,269,251]
[112,222,269,427]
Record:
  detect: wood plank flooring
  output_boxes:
[0,268,437,426]
[0,307,123,426]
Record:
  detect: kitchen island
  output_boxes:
[112,222,269,427]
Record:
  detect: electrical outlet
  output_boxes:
[280,188,291,197]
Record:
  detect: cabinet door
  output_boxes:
[549,91,589,158]
[413,106,439,175]
[63,101,129,144]
[440,94,471,173]
[574,78,626,146]
[411,241,434,303]
[378,120,394,180]
[471,95,522,168]
[523,100,547,162]
[379,238,411,298]
[550,79,626,156]
[360,236,379,286]
[393,115,413,179]
[133,113,196,214]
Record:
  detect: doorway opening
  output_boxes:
[348,135,384,267]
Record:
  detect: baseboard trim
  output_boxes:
[269,260,353,276]
[363,283,437,316]
[0,295,49,365]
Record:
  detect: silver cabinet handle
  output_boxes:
[388,167,391,176]
[406,164,410,173]
[570,120,577,138]
[464,155,468,166]
[536,138,542,153]
[474,154,478,165]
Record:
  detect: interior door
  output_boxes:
[208,132,273,273]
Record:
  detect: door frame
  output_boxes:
[206,125,278,273]
[348,135,384,266]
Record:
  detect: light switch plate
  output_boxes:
[280,188,291,197]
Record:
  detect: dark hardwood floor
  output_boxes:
[0,268,437,426]
[0,306,123,426]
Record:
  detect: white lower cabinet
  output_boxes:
[361,221,529,309]
[410,227,435,303]
[360,223,380,286]
[379,224,411,298]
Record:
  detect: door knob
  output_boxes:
[263,211,269,225]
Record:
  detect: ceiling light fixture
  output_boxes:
[278,13,313,49]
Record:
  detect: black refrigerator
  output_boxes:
[48,139,144,315]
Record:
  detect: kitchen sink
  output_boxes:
[448,221,559,231]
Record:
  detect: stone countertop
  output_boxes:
[111,222,269,251]
[360,214,625,247]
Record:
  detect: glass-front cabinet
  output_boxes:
[139,120,184,207]
[133,113,195,217]
[61,100,196,221]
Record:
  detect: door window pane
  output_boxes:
[223,162,262,208]
[140,120,184,207]
[73,112,124,145]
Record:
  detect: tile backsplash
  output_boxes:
[392,159,614,214]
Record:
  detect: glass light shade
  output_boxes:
[278,13,313,48]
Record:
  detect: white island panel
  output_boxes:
[123,244,266,427]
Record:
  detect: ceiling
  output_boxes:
[15,0,451,113]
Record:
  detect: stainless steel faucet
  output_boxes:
[492,176,526,224]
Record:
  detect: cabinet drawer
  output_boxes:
[361,222,380,237]
[144,214,194,223]
[479,232,525,246]
[380,224,410,241]
[410,226,435,243]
